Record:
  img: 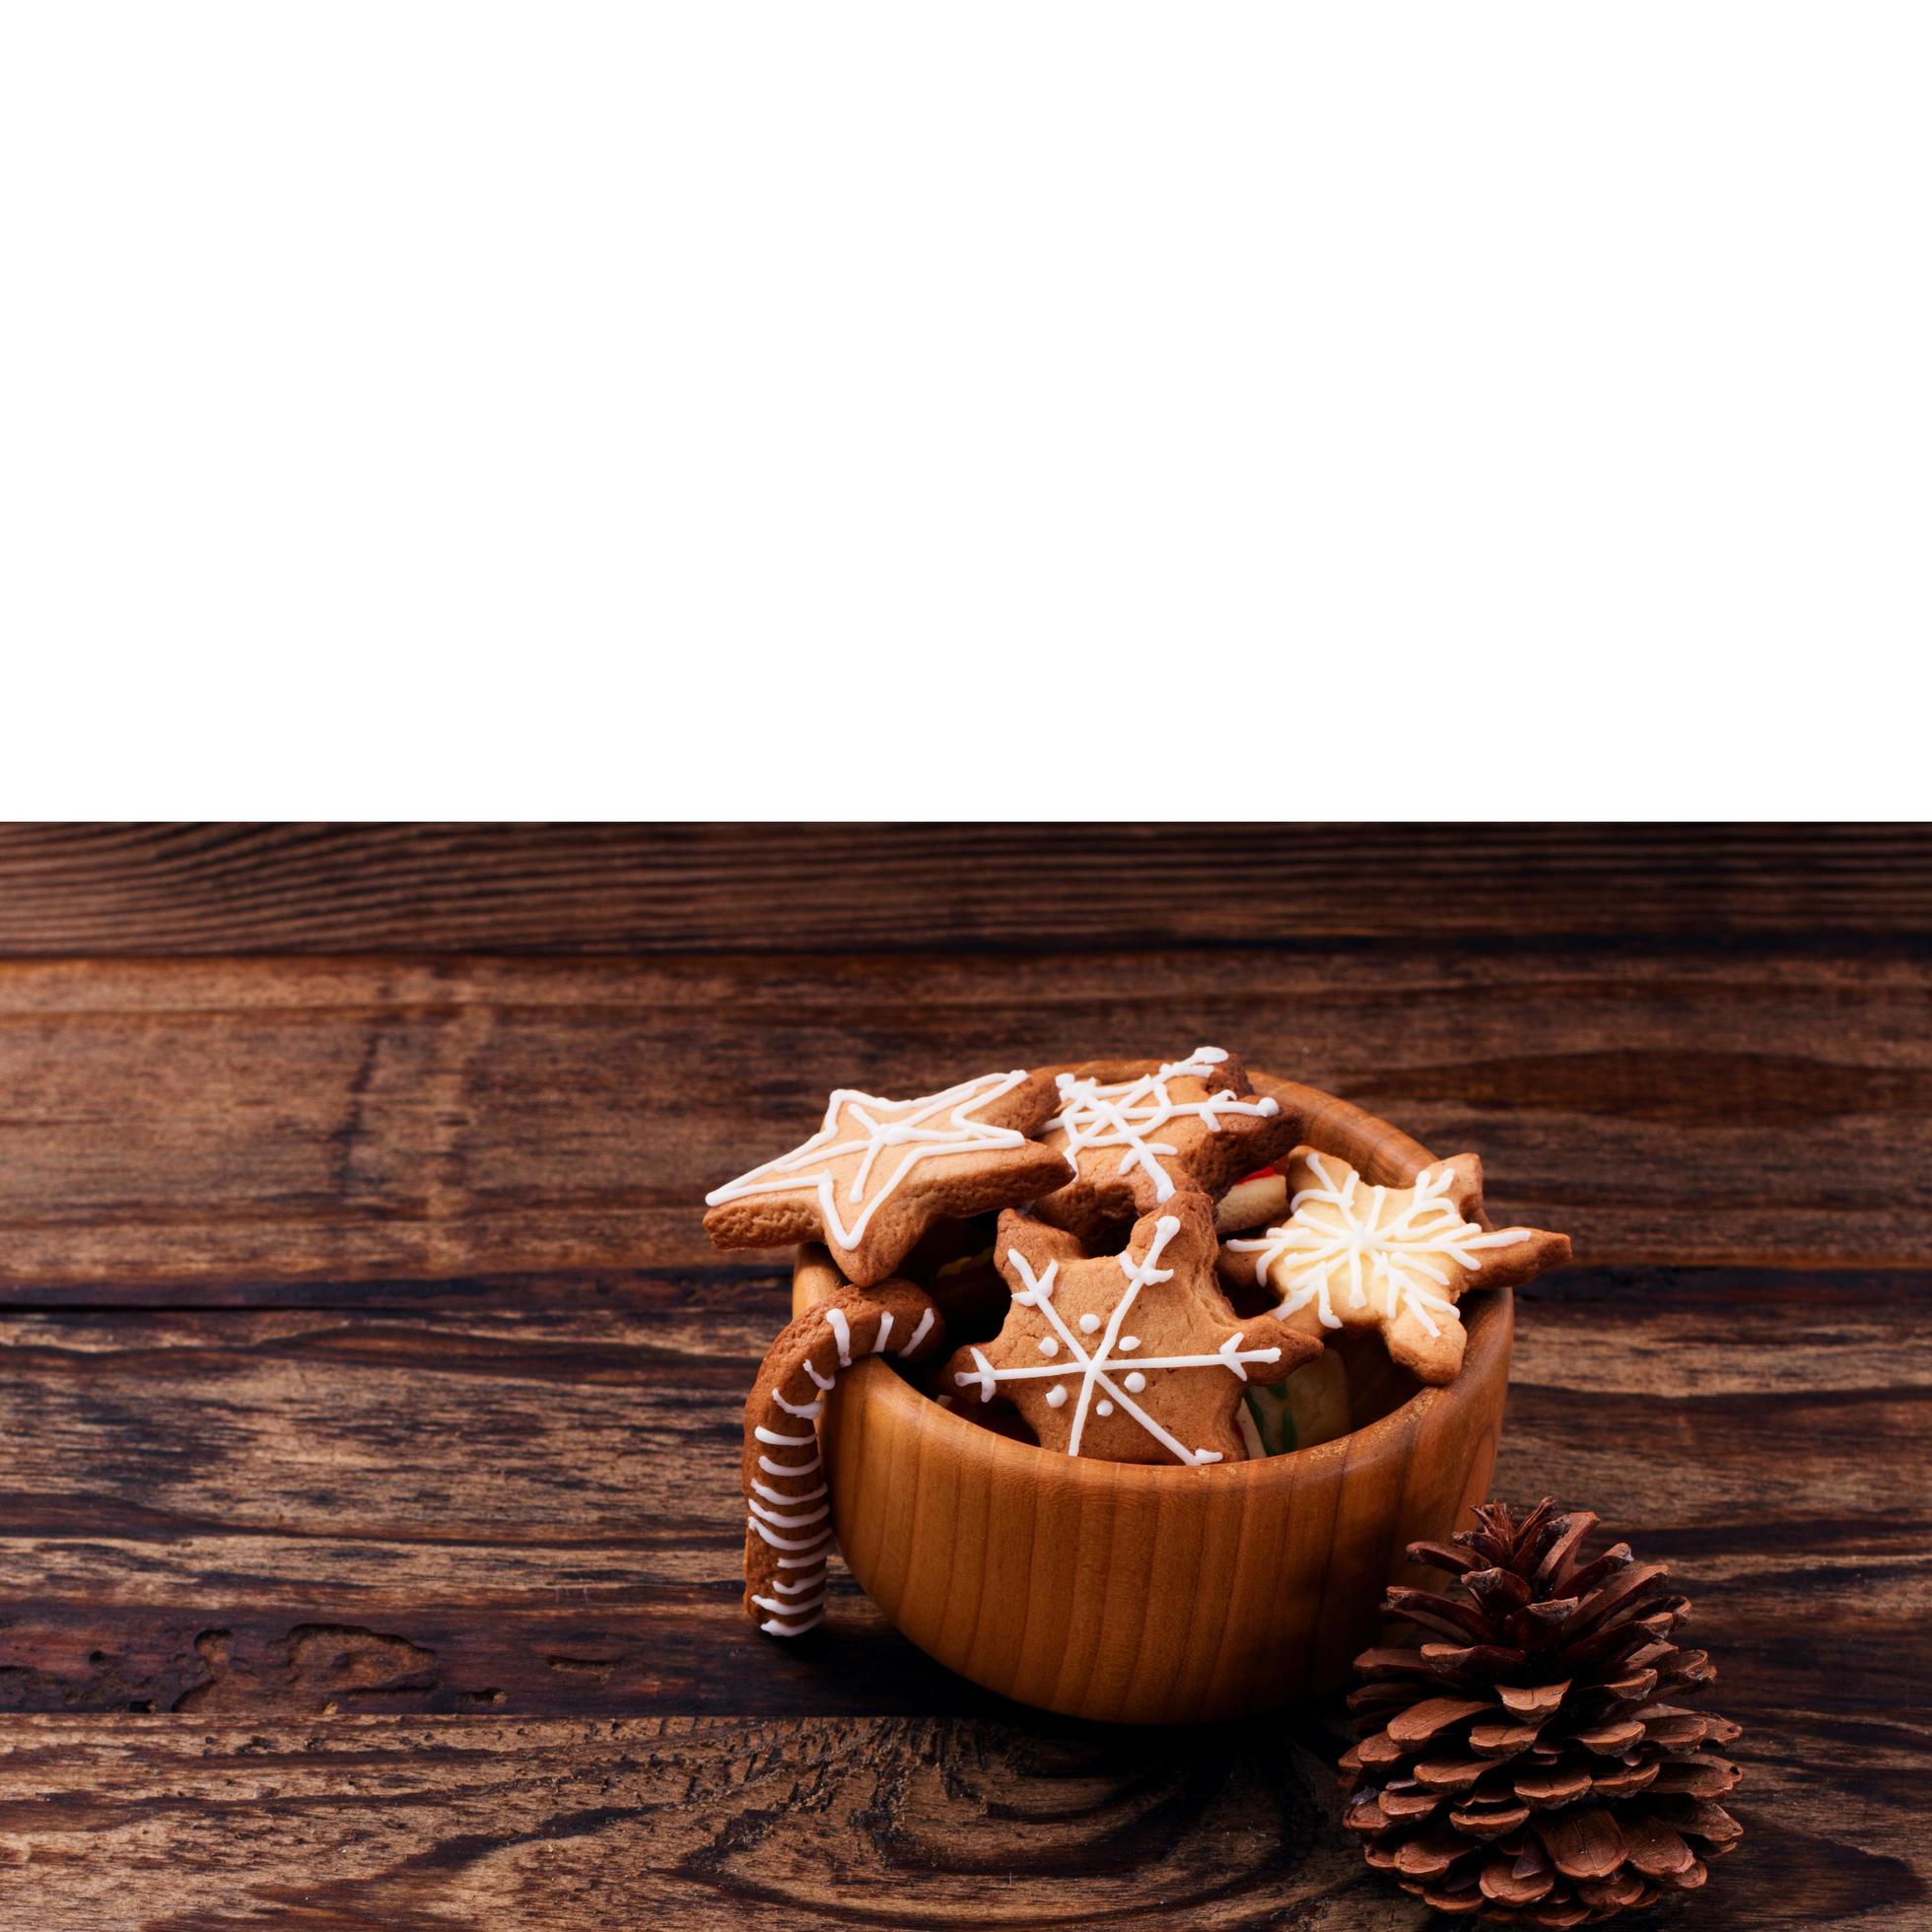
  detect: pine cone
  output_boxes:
[1342,1498,1743,1924]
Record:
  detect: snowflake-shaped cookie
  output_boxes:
[1219,1147,1570,1384]
[941,1191,1318,1465]
[704,1068,1067,1285]
[1030,1047,1301,1244]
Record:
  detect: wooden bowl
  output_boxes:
[790,1071,1511,1725]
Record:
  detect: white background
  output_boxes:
[1,5,1925,817]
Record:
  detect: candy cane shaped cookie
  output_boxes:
[742,1277,944,1637]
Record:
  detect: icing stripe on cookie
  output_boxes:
[748,1497,830,1529]
[826,1307,854,1366]
[752,1478,827,1505]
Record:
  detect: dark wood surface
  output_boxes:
[0,824,1924,1930]
[0,823,1927,953]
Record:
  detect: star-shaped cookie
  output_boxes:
[940,1191,1319,1465]
[1028,1046,1302,1244]
[703,1067,1067,1286]
[1218,1147,1570,1385]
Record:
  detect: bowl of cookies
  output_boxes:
[708,1048,1569,1725]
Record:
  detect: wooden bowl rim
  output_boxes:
[798,1069,1512,1493]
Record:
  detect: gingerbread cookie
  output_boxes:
[940,1191,1319,1466]
[1030,1047,1301,1244]
[705,1068,1067,1287]
[1219,1147,1570,1384]
[742,1275,945,1636]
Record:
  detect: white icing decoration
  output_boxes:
[752,1590,826,1618]
[898,1307,935,1356]
[748,1517,833,1552]
[752,1478,827,1505]
[754,1424,814,1447]
[706,1069,1034,1251]
[874,1311,894,1353]
[1226,1154,1523,1341]
[826,1307,854,1367]
[1038,1335,1059,1356]
[955,1346,999,1402]
[758,1452,820,1477]
[1124,1371,1146,1393]
[1079,1313,1101,1333]
[1045,1047,1279,1205]
[952,1214,1282,1467]
[749,1497,828,1529]
[803,1360,836,1392]
[772,1391,823,1419]
[1119,1335,1139,1350]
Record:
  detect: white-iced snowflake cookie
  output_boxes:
[1029,1048,1302,1245]
[1218,1147,1570,1385]
[940,1192,1319,1466]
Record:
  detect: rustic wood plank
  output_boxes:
[0,1270,1921,1922]
[2,946,1927,1291]
[0,1711,1407,1930]
[0,822,1925,955]
[0,1271,1922,1732]
[0,1701,1920,1931]
[0,1287,965,1718]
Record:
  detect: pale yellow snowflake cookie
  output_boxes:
[1217,1147,1569,1385]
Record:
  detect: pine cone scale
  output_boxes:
[1498,1679,1570,1716]
[1430,1641,1533,1676]
[1534,1806,1626,1880]
[1414,1754,1491,1791]
[1619,1815,1696,1878]
[1388,1694,1493,1746]
[1470,1718,1542,1756]
[1573,1719,1644,1754]
[1451,1796,1535,1838]
[1481,1840,1554,1905]
[1517,1764,1596,1808]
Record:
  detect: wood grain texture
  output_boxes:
[0,825,1924,1928]
[2,943,1928,1293]
[0,1264,1923,1932]
[0,1712,1399,1931]
[0,822,1926,954]
[0,1270,1922,1732]
[0,1690,1919,1932]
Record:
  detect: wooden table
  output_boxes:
[0,824,1923,1930]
